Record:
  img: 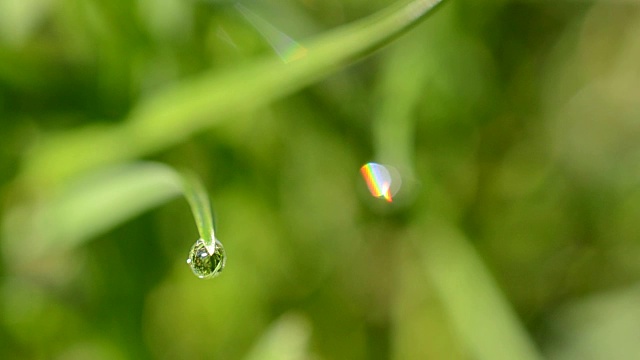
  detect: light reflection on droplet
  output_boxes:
[360,162,402,202]
[235,3,307,63]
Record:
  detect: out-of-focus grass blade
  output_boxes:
[544,285,640,360]
[371,30,432,206]
[243,313,312,360]
[3,163,214,268]
[21,0,445,189]
[411,218,543,360]
[374,32,427,176]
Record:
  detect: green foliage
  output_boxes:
[2,0,640,359]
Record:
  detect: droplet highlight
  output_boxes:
[187,238,226,279]
[360,162,394,202]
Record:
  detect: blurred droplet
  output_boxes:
[235,3,307,63]
[360,162,402,202]
[187,238,226,279]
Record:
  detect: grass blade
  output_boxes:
[3,163,216,269]
[179,170,216,246]
[21,0,446,188]
[412,218,543,360]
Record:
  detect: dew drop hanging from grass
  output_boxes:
[187,238,226,279]
[179,170,227,280]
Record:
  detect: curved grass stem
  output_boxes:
[21,0,447,190]
[2,163,219,272]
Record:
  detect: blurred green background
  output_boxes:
[2,0,640,359]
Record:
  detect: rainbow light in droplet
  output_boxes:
[360,163,393,202]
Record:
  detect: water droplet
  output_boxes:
[187,238,226,279]
[360,162,402,202]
